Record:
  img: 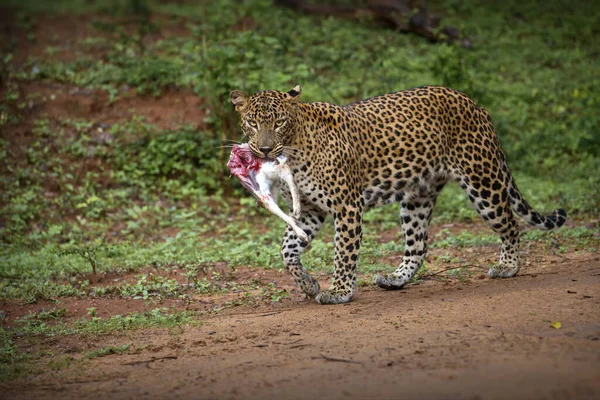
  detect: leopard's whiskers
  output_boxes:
[282,146,301,155]
[219,139,245,150]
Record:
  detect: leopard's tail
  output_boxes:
[505,168,567,230]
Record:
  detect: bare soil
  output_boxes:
[1,249,599,400]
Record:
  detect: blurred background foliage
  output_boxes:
[0,0,599,298]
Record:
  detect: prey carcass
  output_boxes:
[227,144,308,242]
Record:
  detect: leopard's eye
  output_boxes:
[274,119,286,128]
[247,120,258,128]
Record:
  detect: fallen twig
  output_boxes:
[290,344,310,349]
[419,264,485,278]
[318,354,363,365]
[255,311,285,317]
[273,338,304,345]
[552,251,571,260]
[212,309,292,318]
[121,356,177,366]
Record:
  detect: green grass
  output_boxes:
[12,307,198,338]
[3,0,599,181]
[0,308,197,381]
[84,343,131,359]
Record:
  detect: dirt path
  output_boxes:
[3,253,599,400]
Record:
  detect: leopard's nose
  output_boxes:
[259,147,273,157]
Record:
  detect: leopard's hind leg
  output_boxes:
[455,172,521,278]
[376,181,446,290]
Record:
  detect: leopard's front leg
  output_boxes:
[315,201,364,305]
[281,206,327,298]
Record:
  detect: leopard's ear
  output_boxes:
[230,90,248,110]
[286,85,302,100]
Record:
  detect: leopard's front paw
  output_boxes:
[375,274,407,290]
[315,289,353,305]
[298,272,321,298]
[487,263,520,278]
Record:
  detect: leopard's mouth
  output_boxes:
[251,149,282,161]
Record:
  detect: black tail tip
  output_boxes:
[544,208,567,229]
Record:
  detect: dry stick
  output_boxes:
[255,311,286,317]
[290,343,310,349]
[552,250,571,260]
[211,309,292,318]
[319,354,363,365]
[122,356,177,366]
[273,338,304,345]
[419,264,485,278]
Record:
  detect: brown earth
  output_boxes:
[1,249,599,400]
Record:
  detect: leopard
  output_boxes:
[229,85,567,305]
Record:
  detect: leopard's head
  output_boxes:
[230,85,302,159]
